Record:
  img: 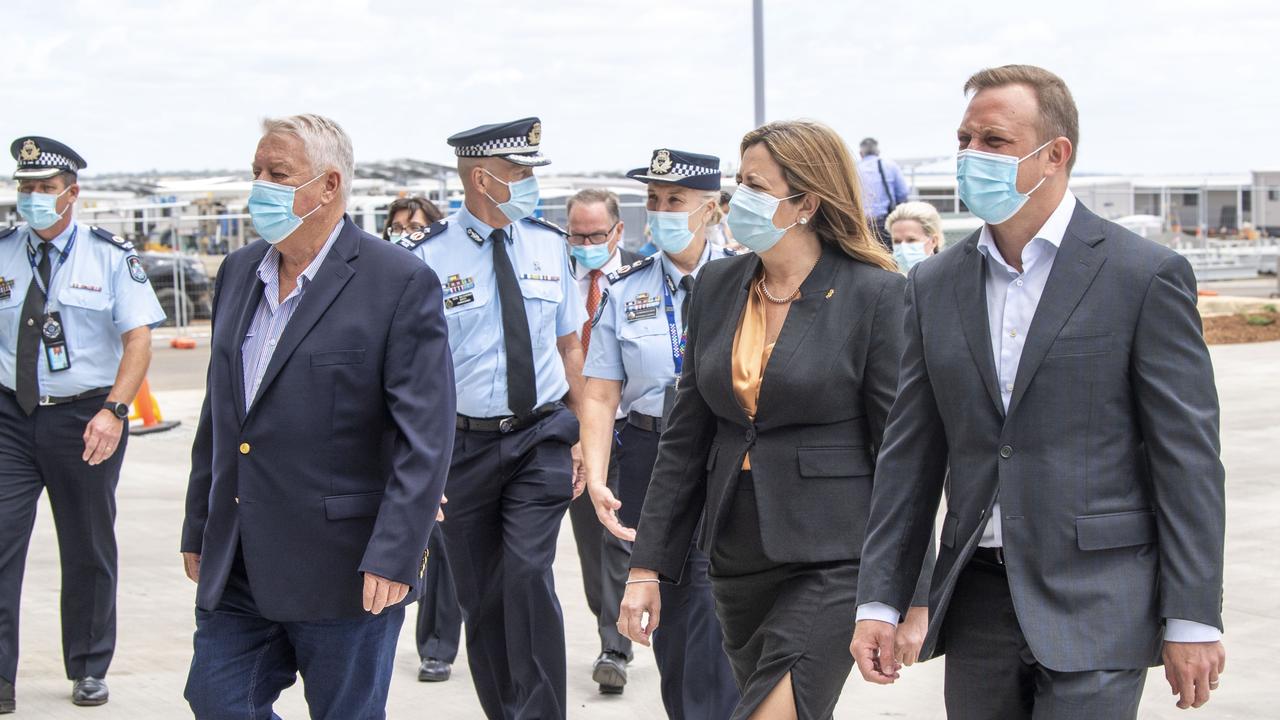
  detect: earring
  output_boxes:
[799,217,808,225]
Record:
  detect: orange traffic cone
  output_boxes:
[130,378,181,435]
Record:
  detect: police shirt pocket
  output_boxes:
[311,349,366,367]
[443,283,494,344]
[324,491,384,520]
[0,289,24,349]
[1075,509,1157,551]
[59,286,113,312]
[520,279,563,347]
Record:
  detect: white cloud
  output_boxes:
[3,0,1276,176]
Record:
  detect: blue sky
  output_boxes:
[4,0,1276,176]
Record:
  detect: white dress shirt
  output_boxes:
[857,191,1219,642]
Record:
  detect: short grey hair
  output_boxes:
[261,114,354,203]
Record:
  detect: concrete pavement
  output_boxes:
[8,340,1278,718]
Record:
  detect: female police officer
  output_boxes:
[579,149,738,719]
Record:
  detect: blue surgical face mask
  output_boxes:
[386,232,405,245]
[570,242,612,270]
[955,140,1052,225]
[483,170,540,223]
[17,186,73,231]
[647,208,705,255]
[725,185,803,254]
[893,242,930,273]
[248,173,326,245]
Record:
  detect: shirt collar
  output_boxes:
[458,202,511,243]
[571,245,624,280]
[26,220,77,254]
[257,217,344,287]
[977,190,1076,270]
[660,240,713,286]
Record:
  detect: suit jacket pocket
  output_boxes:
[796,446,873,478]
[324,491,384,520]
[1076,509,1156,551]
[311,349,366,367]
[939,512,959,549]
[1046,333,1112,358]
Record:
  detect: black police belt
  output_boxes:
[456,402,562,434]
[0,384,112,407]
[626,411,666,435]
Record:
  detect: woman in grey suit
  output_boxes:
[620,120,931,720]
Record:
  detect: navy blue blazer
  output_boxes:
[181,216,456,622]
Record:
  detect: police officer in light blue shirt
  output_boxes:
[0,136,164,712]
[579,148,740,719]
[396,117,586,720]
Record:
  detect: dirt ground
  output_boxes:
[1203,311,1280,345]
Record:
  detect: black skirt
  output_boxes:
[708,470,860,720]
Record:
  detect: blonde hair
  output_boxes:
[739,120,896,272]
[261,114,355,203]
[885,201,945,248]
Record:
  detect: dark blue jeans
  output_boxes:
[184,552,404,720]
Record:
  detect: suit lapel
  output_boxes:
[755,244,840,423]
[232,243,271,427]
[247,220,359,414]
[953,233,1005,418]
[1006,203,1107,416]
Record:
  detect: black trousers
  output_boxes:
[414,523,461,663]
[618,422,739,720]
[565,421,632,659]
[441,408,577,720]
[0,392,125,685]
[942,556,1146,720]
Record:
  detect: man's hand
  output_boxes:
[618,570,661,646]
[588,480,636,542]
[182,552,200,583]
[83,409,124,465]
[851,619,902,684]
[437,494,447,523]
[570,443,586,499]
[362,573,410,615]
[896,606,929,667]
[1163,640,1226,709]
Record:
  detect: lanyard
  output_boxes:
[661,274,686,374]
[26,226,78,306]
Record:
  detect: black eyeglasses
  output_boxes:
[567,222,618,246]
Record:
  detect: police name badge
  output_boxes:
[624,292,660,322]
[445,292,475,309]
[42,311,71,372]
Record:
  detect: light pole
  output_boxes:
[753,0,765,127]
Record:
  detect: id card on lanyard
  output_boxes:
[660,274,687,425]
[27,227,77,372]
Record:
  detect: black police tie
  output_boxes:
[15,243,52,415]
[490,228,537,417]
[679,274,696,331]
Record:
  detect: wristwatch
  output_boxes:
[103,401,130,419]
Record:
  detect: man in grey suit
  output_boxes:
[851,64,1227,718]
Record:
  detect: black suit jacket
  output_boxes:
[857,201,1226,671]
[631,243,930,595]
[181,217,456,621]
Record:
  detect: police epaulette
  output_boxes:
[0,226,17,241]
[605,255,656,284]
[522,215,567,236]
[89,225,135,251]
[396,220,448,251]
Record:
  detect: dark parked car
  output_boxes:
[137,252,212,326]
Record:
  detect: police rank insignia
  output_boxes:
[527,121,542,146]
[127,255,148,283]
[625,292,661,322]
[466,227,485,245]
[19,139,39,162]
[650,149,673,175]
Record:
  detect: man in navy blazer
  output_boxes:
[180,114,455,719]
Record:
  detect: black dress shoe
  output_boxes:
[592,651,628,694]
[418,658,452,682]
[72,677,109,707]
[0,676,13,714]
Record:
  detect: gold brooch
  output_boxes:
[825,289,835,299]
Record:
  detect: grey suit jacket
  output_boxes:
[631,244,931,602]
[857,200,1225,672]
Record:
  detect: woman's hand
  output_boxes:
[589,479,636,542]
[895,605,929,667]
[618,569,662,646]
